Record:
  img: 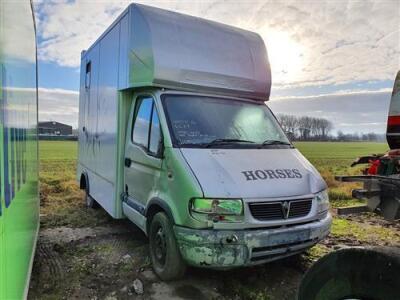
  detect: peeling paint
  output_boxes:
[174,214,331,268]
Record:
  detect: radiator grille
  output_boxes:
[249,199,312,221]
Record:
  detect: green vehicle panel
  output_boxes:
[0,0,39,298]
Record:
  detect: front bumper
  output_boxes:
[174,213,332,268]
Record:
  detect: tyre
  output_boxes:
[298,247,400,300]
[149,212,186,280]
[83,188,98,209]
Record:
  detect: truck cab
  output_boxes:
[77,4,331,280]
[123,90,331,278]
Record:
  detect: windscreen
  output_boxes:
[162,95,289,148]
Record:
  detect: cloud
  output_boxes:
[268,89,392,134]
[2,1,36,63]
[272,87,393,100]
[38,88,79,127]
[33,0,400,90]
[33,1,399,132]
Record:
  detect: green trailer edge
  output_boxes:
[0,0,40,299]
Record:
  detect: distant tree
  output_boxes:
[320,119,333,140]
[277,114,289,132]
[277,114,298,139]
[277,114,335,141]
[353,133,360,141]
[337,130,345,141]
[361,133,369,141]
[367,132,377,141]
[298,116,312,140]
[286,115,298,137]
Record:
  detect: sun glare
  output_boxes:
[262,31,306,83]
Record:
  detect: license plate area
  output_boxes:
[268,229,311,246]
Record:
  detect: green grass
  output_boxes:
[39,141,112,228]
[39,141,77,199]
[295,141,388,161]
[331,218,400,243]
[295,141,388,175]
[295,141,388,205]
[40,140,78,161]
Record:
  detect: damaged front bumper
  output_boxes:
[174,213,332,268]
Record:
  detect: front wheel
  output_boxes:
[149,212,186,280]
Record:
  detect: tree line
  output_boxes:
[336,131,386,142]
[277,114,334,141]
[277,114,384,142]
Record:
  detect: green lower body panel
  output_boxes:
[2,182,39,299]
[174,214,331,269]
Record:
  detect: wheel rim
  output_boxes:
[154,226,167,266]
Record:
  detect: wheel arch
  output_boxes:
[145,198,175,232]
[80,172,89,192]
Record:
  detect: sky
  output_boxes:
[32,0,400,134]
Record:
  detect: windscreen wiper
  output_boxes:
[259,140,292,148]
[204,138,255,148]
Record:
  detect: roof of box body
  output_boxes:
[84,3,272,101]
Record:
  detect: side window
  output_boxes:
[149,108,161,154]
[132,97,162,155]
[132,98,153,147]
[85,61,91,89]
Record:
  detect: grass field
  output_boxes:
[296,141,388,176]
[39,140,112,228]
[39,140,389,226]
[31,140,399,299]
[296,141,389,205]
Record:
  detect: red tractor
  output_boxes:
[336,71,400,221]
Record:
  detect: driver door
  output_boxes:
[124,96,163,208]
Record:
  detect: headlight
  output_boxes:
[190,198,243,223]
[315,190,330,213]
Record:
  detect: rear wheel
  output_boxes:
[149,212,186,280]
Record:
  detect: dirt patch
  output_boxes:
[39,225,132,244]
[29,221,148,299]
[29,218,308,299]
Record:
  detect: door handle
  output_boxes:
[125,157,132,167]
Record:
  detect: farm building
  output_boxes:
[38,121,73,136]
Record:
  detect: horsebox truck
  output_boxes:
[77,3,331,280]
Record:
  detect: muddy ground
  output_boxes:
[29,141,400,299]
[28,203,400,300]
[29,209,304,300]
